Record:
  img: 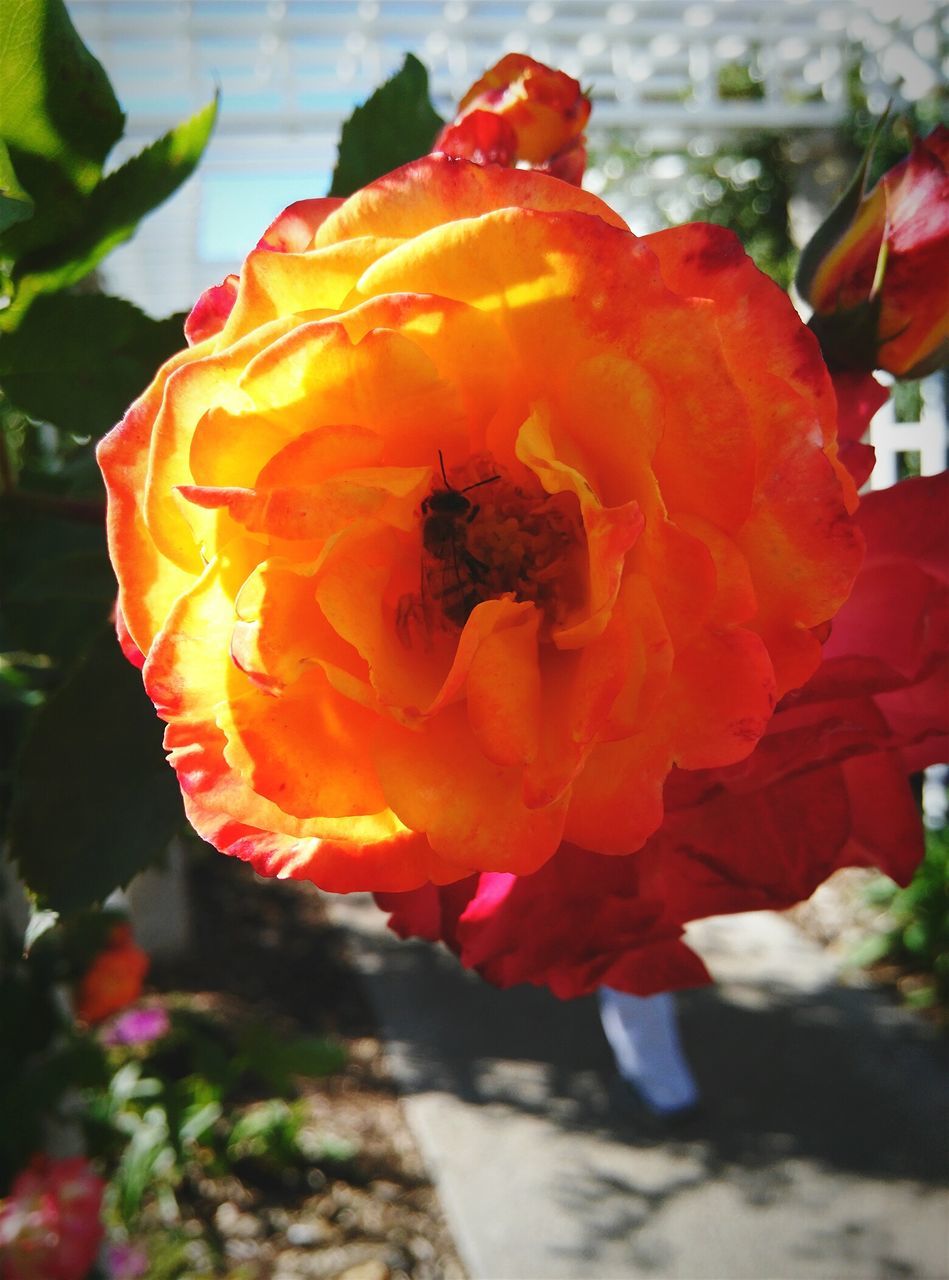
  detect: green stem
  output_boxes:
[0,426,14,496]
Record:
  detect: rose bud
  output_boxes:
[798,123,949,378]
[434,110,518,168]
[434,53,591,182]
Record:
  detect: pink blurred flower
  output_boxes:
[102,1005,170,1048]
[104,1242,149,1280]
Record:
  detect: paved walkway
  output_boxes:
[328,895,949,1280]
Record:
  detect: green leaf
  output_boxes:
[849,932,893,970]
[227,1099,301,1162]
[0,507,112,662]
[903,983,937,1009]
[9,625,183,913]
[6,97,218,324]
[330,54,443,197]
[0,0,124,257]
[0,293,186,438]
[309,1132,359,1165]
[0,139,33,233]
[179,1098,223,1145]
[0,1033,109,1188]
[115,1109,173,1222]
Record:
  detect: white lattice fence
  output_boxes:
[869,375,948,489]
[867,370,948,820]
[68,0,946,316]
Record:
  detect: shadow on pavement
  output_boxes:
[331,896,949,1279]
[358,926,949,1187]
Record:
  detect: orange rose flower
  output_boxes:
[799,125,949,378]
[434,53,590,182]
[99,158,860,893]
[74,923,149,1024]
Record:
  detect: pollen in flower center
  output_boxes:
[408,454,587,636]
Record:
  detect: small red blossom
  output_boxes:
[74,924,149,1025]
[0,1156,104,1280]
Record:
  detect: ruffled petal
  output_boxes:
[314,154,627,248]
[374,703,570,875]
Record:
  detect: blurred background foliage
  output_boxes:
[853,827,949,1017]
[589,50,947,292]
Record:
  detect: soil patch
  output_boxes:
[150,848,466,1280]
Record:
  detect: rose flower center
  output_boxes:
[414,455,587,634]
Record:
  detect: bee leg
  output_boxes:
[396,592,428,648]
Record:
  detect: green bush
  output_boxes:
[854,826,949,1011]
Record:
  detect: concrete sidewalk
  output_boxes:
[328,895,949,1280]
